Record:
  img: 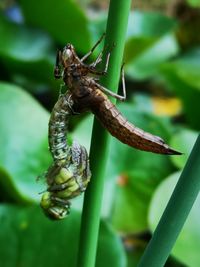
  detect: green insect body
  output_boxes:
[40,93,91,220]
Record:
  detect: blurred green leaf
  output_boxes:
[0,14,55,86]
[111,169,159,232]
[0,82,50,203]
[126,247,144,267]
[186,0,200,7]
[0,204,126,267]
[125,33,179,79]
[19,0,91,52]
[0,15,52,61]
[88,11,107,49]
[124,11,179,80]
[149,172,200,267]
[170,128,198,169]
[126,11,177,38]
[160,49,200,130]
[162,49,200,89]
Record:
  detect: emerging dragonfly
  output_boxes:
[40,34,181,220]
[40,92,91,220]
[54,34,181,155]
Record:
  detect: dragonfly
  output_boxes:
[54,33,181,155]
[40,92,91,220]
[41,34,181,220]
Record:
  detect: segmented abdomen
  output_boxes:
[41,92,91,220]
[92,96,181,155]
[48,93,73,162]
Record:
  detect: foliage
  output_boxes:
[0,205,125,267]
[149,171,200,267]
[0,0,199,266]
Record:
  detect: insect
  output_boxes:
[54,34,181,155]
[40,92,91,220]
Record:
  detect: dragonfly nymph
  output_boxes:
[55,34,181,155]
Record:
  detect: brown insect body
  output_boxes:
[57,41,181,155]
[91,93,180,155]
[70,84,180,155]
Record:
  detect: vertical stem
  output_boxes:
[138,134,200,267]
[77,1,131,267]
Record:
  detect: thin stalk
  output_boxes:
[138,134,200,267]
[77,1,131,267]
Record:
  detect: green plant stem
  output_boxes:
[138,134,200,267]
[76,1,131,267]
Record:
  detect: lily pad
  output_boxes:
[126,11,177,38]
[19,0,91,52]
[170,128,198,169]
[149,172,200,267]
[124,11,179,79]
[111,169,160,232]
[0,14,55,85]
[125,33,179,80]
[0,204,126,267]
[160,49,200,130]
[0,82,50,203]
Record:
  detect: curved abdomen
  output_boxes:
[92,97,181,155]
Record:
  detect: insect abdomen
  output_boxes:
[48,94,72,161]
[93,98,181,155]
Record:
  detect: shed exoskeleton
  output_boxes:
[54,34,181,155]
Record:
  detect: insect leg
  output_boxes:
[88,52,111,76]
[95,64,126,101]
[88,42,115,75]
[51,196,71,207]
[48,180,72,192]
[65,94,80,115]
[54,50,62,79]
[80,33,105,62]
[89,42,110,67]
[89,51,103,68]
